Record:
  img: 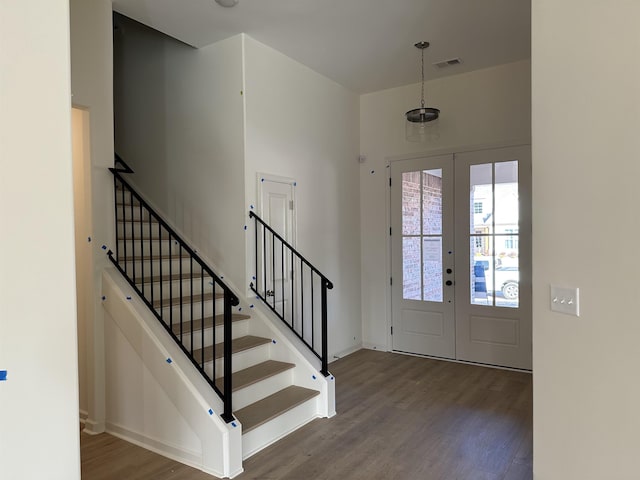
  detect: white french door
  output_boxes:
[391,154,456,359]
[390,146,532,370]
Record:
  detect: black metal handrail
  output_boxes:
[248,211,333,376]
[109,155,237,422]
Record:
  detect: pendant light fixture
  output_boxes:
[405,41,440,142]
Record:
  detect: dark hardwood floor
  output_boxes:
[81,349,532,480]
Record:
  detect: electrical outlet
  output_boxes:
[550,285,580,316]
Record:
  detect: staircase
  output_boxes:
[105,157,332,475]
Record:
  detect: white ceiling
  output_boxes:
[112,0,531,94]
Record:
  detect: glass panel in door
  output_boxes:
[469,160,519,308]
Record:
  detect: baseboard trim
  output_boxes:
[330,344,362,363]
[391,349,532,373]
[83,418,106,435]
[362,342,388,352]
[105,421,224,478]
[79,409,89,425]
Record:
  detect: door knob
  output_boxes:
[445,280,453,286]
[446,268,453,274]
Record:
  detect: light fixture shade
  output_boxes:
[406,108,441,142]
[406,107,440,123]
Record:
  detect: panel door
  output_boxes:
[454,146,532,369]
[258,177,295,318]
[391,155,455,359]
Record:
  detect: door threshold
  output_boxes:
[391,349,532,373]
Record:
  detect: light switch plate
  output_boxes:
[550,285,580,316]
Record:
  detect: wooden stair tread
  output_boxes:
[136,272,206,284]
[118,234,171,241]
[215,360,295,393]
[122,253,190,262]
[152,292,223,308]
[117,219,159,224]
[192,335,271,363]
[171,313,250,334]
[234,386,320,433]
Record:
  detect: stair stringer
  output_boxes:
[102,269,244,479]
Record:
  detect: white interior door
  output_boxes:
[258,176,295,318]
[391,155,455,359]
[390,146,532,370]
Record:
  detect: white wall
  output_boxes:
[72,107,92,417]
[114,16,246,289]
[0,1,80,479]
[532,2,640,478]
[243,35,362,359]
[359,60,531,349]
[69,0,115,433]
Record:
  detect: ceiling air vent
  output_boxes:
[433,57,462,69]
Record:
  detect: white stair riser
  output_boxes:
[241,397,319,459]
[118,239,178,257]
[118,221,168,240]
[156,299,226,321]
[231,369,294,411]
[175,320,249,351]
[136,278,217,299]
[204,343,271,378]
[119,257,192,275]
[115,205,149,221]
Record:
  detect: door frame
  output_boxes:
[385,140,531,365]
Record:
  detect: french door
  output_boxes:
[390,146,531,370]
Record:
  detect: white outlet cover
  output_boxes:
[550,285,580,317]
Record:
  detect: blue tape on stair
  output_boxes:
[101,245,107,250]
[101,296,106,301]
[238,307,242,311]
[330,376,334,380]
[261,178,264,182]
[293,182,297,186]
[221,276,224,279]
[231,422,237,428]
[370,170,375,174]
[0,370,7,381]
[250,304,254,308]
[272,339,276,344]
[312,375,317,380]
[166,358,172,364]
[126,296,131,300]
[208,409,214,415]
[87,236,92,242]
[250,205,254,210]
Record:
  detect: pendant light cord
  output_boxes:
[421,46,425,108]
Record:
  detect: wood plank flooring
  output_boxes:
[81,349,532,480]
